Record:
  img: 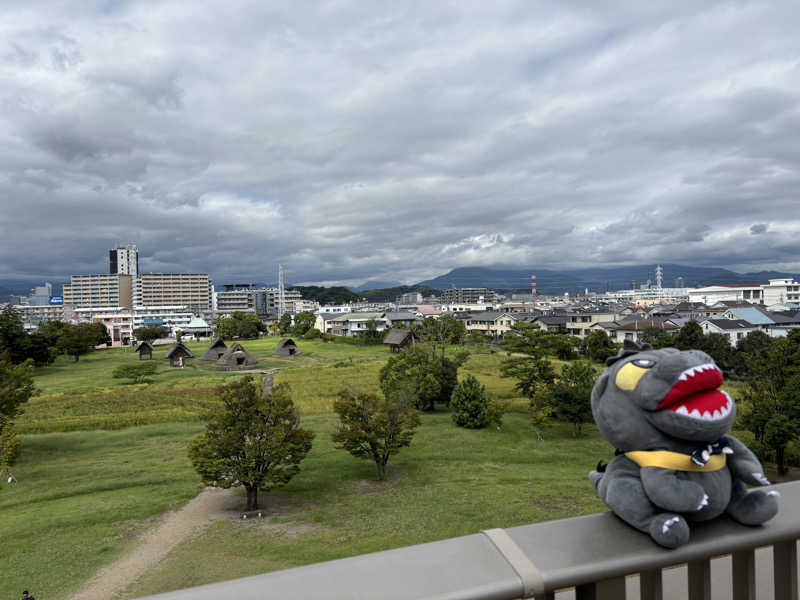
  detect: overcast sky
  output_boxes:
[2,1,799,286]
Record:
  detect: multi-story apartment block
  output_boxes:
[109,244,139,277]
[139,273,211,311]
[761,278,800,305]
[440,288,495,304]
[63,274,133,308]
[215,286,309,316]
[688,285,763,305]
[396,292,423,306]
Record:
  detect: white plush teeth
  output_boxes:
[679,373,688,381]
[712,410,721,419]
[676,405,689,415]
[690,409,702,418]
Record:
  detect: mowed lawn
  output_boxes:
[0,423,204,600]
[121,414,610,597]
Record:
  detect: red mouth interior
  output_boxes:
[656,367,728,415]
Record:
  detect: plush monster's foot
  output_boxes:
[649,514,690,548]
[589,470,603,491]
[727,488,779,525]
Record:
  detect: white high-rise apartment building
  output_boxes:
[110,244,139,277]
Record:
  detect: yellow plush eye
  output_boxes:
[615,362,649,391]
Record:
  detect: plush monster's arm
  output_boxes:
[725,435,771,486]
[640,467,709,513]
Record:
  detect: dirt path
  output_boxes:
[70,487,240,600]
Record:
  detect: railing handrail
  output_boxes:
[139,481,800,599]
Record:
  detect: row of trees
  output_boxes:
[1,306,110,364]
[189,334,504,507]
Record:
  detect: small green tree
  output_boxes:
[278,312,293,335]
[292,311,316,336]
[0,357,35,484]
[529,387,554,441]
[188,376,314,510]
[418,315,466,360]
[500,323,556,400]
[133,325,169,342]
[451,374,502,429]
[332,390,421,480]
[551,360,596,436]
[112,362,157,383]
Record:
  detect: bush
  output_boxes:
[451,374,503,429]
[112,363,158,383]
[303,328,323,340]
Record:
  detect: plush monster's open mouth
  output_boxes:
[655,363,732,421]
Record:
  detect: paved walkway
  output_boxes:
[70,487,239,600]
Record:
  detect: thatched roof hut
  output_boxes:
[383,329,419,352]
[165,342,194,367]
[273,338,301,356]
[200,338,228,361]
[216,342,258,367]
[135,340,155,360]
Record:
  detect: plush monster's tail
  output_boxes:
[589,460,606,492]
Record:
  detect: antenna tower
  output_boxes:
[278,264,286,318]
[656,264,663,290]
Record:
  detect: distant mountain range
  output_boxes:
[350,280,403,292]
[417,264,800,295]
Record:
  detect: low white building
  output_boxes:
[132,306,195,333]
[328,312,387,337]
[689,285,763,305]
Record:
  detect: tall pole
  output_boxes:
[278,264,285,318]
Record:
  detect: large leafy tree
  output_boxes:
[550,360,596,437]
[57,323,110,361]
[332,390,421,480]
[216,312,265,339]
[291,311,316,336]
[674,320,705,350]
[739,331,800,474]
[583,329,617,363]
[0,306,31,364]
[418,315,466,360]
[732,330,772,377]
[0,357,35,483]
[640,327,674,350]
[379,346,459,411]
[189,376,314,510]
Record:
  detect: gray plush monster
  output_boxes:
[589,341,779,548]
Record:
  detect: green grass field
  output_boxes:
[1,338,785,599]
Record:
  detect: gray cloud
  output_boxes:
[2,1,800,286]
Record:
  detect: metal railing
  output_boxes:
[140,481,799,600]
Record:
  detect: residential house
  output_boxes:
[328,312,387,337]
[700,319,759,346]
[383,311,422,329]
[464,312,518,340]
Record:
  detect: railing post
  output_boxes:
[732,549,756,600]
[640,569,663,600]
[774,540,798,600]
[688,558,711,600]
[576,577,626,600]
